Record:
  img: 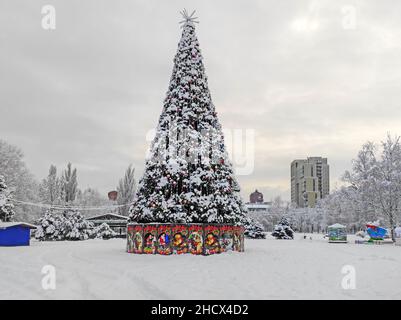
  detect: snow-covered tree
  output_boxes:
[272,216,294,240]
[117,165,136,215]
[62,209,94,240]
[129,11,247,226]
[0,175,15,222]
[243,216,266,239]
[62,163,78,203]
[35,209,66,241]
[342,134,401,240]
[0,139,40,221]
[92,223,117,239]
[36,209,119,241]
[39,165,62,205]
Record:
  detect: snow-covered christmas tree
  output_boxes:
[0,175,15,222]
[129,10,248,226]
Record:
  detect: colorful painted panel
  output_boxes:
[127,225,134,253]
[188,224,203,255]
[127,224,144,254]
[219,225,234,253]
[157,224,172,255]
[233,226,244,252]
[143,224,157,254]
[126,223,244,255]
[204,225,220,255]
[171,224,189,254]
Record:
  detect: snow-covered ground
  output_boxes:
[1,233,400,300]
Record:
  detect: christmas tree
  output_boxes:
[272,216,294,240]
[129,10,247,225]
[0,175,15,222]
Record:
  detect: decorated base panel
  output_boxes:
[204,225,220,255]
[127,223,245,255]
[157,224,172,255]
[143,224,157,254]
[127,224,144,254]
[171,224,189,254]
[233,226,245,252]
[188,224,203,255]
[219,225,234,253]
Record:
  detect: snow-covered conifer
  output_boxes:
[243,216,266,239]
[92,223,117,239]
[62,209,93,240]
[35,209,66,241]
[272,216,294,240]
[129,12,247,225]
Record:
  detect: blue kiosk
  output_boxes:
[0,222,37,246]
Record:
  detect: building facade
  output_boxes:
[291,157,329,208]
[245,189,272,213]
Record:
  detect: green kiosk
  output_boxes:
[328,223,347,243]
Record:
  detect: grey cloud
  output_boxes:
[1,0,401,201]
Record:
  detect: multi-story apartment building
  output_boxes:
[291,157,329,208]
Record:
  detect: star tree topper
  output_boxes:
[179,9,199,27]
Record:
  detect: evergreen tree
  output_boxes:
[62,209,94,240]
[35,209,66,241]
[36,209,117,241]
[130,11,247,225]
[272,216,294,240]
[117,165,136,215]
[243,216,266,239]
[92,223,117,239]
[0,175,15,222]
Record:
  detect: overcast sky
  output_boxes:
[1,0,401,201]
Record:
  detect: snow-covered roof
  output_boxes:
[244,203,271,209]
[328,223,346,229]
[86,213,129,221]
[0,222,37,229]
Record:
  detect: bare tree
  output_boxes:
[117,165,136,215]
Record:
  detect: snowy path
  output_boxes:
[0,234,400,299]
